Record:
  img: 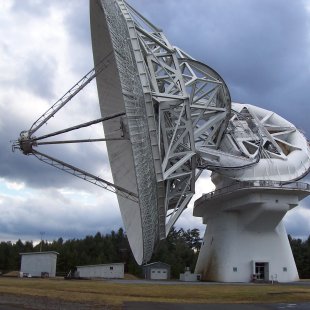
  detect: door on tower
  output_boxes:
[255,262,269,281]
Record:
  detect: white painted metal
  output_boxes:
[90,0,158,265]
[193,103,310,282]
[20,251,58,278]
[204,103,310,182]
[90,0,231,264]
[91,0,310,270]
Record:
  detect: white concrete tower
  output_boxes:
[194,175,310,282]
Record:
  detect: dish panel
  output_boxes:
[90,0,158,264]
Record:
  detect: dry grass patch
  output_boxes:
[124,273,139,280]
[0,277,309,307]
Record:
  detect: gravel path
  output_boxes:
[124,302,310,310]
[1,293,310,310]
[0,293,113,310]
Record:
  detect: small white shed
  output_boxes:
[76,263,124,279]
[20,251,59,277]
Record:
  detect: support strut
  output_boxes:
[13,52,137,203]
[29,51,113,135]
[33,149,138,203]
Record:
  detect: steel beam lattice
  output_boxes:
[124,2,231,236]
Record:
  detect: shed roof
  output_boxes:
[20,251,59,256]
[143,261,170,267]
[76,263,125,268]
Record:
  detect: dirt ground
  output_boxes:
[0,293,115,310]
[2,293,310,310]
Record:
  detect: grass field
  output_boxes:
[0,277,309,309]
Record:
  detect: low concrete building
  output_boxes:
[180,267,201,282]
[20,251,59,277]
[143,262,170,280]
[76,263,124,279]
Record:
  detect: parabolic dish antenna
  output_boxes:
[90,0,231,263]
[13,0,310,267]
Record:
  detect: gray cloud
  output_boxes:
[1,94,108,191]
[0,188,120,241]
[128,0,310,135]
[11,0,53,16]
[22,55,56,100]
[63,1,92,47]
[284,206,310,240]
[1,0,310,242]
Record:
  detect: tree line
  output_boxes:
[289,235,310,278]
[0,229,309,279]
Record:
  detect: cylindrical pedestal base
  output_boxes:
[195,217,298,282]
[194,188,302,282]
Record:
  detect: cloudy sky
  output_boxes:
[1,0,310,245]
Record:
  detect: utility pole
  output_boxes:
[40,232,45,252]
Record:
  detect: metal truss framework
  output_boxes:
[123,1,231,236]
[15,0,232,243]
[16,0,307,238]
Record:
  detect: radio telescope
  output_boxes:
[14,0,310,281]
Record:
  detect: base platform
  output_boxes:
[194,181,310,282]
